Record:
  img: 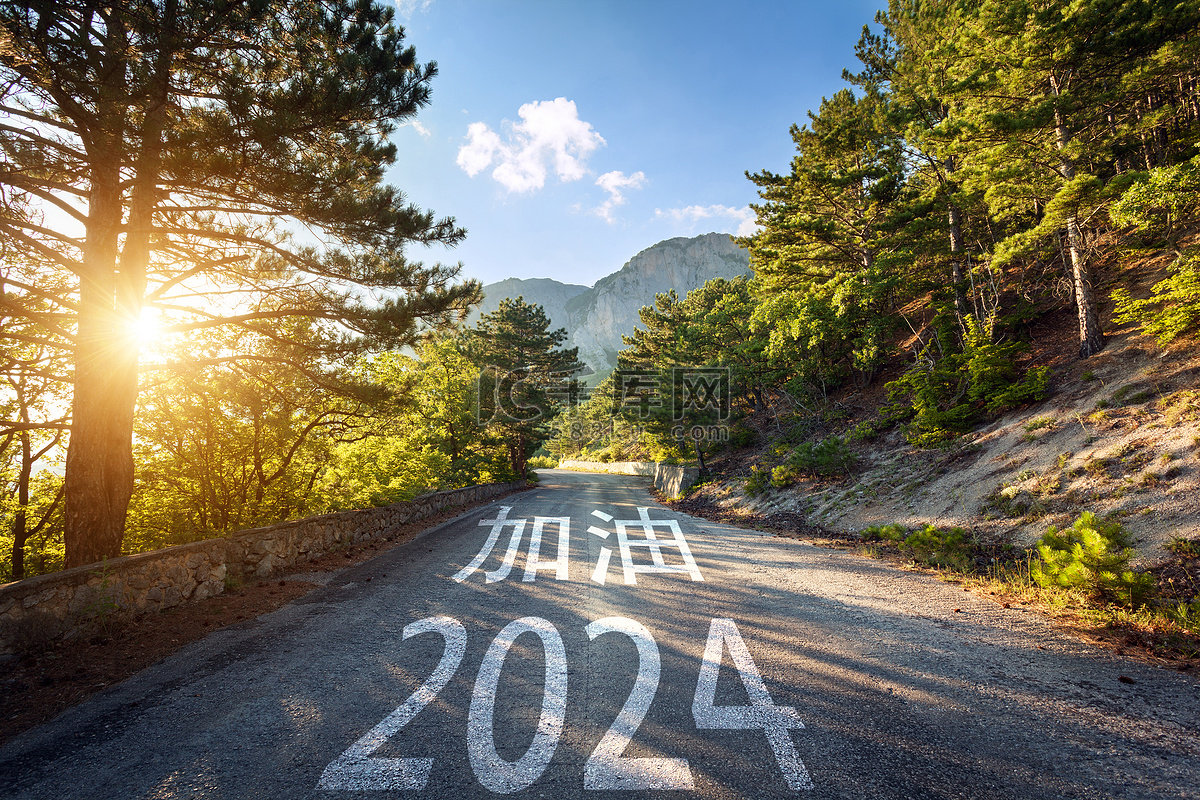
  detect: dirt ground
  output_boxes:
[0,486,529,747]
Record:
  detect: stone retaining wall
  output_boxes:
[0,481,526,655]
[556,460,701,496]
[653,463,702,496]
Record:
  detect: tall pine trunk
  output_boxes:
[1051,76,1105,358]
[64,178,139,567]
[948,201,971,337]
[63,10,168,567]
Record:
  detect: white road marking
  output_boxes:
[467,617,568,794]
[454,507,519,583]
[590,507,704,585]
[456,510,573,583]
[585,617,694,790]
[316,617,467,791]
[693,618,813,790]
[591,547,614,585]
[317,616,815,793]
[587,525,611,540]
[523,517,571,582]
[485,517,529,583]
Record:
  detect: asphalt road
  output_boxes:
[1,469,1197,799]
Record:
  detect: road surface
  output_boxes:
[1,469,1197,799]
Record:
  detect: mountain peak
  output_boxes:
[474,233,750,379]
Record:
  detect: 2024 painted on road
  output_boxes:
[318,615,813,793]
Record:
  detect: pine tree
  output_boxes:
[741,87,906,392]
[0,1,478,566]
[954,0,1200,357]
[468,298,582,478]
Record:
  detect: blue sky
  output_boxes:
[388,0,885,288]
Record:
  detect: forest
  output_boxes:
[555,0,1200,463]
[2,0,1200,583]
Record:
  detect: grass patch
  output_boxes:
[1160,389,1200,426]
[1167,537,1200,558]
[1024,416,1055,432]
[857,513,1200,663]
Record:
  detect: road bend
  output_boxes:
[0,469,1196,799]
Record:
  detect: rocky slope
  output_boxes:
[474,232,750,380]
[683,330,1200,562]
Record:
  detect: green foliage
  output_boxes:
[1109,156,1200,346]
[847,419,887,443]
[1112,252,1200,345]
[769,464,795,489]
[1110,156,1200,251]
[0,471,65,582]
[860,523,906,542]
[127,323,372,549]
[749,274,894,393]
[744,465,772,497]
[888,315,1049,445]
[900,525,977,573]
[1031,512,1154,607]
[319,436,448,511]
[527,455,558,470]
[860,522,978,572]
[794,436,856,476]
[770,436,855,487]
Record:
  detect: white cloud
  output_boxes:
[405,119,432,139]
[655,204,758,237]
[456,98,606,193]
[593,170,646,223]
[393,0,432,19]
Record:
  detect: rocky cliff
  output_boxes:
[464,277,588,335]
[475,232,750,380]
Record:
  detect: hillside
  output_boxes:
[473,232,750,380]
[684,327,1200,562]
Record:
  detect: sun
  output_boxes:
[128,308,163,348]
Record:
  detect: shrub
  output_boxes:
[770,464,797,488]
[900,525,977,572]
[847,419,887,442]
[1031,512,1154,606]
[788,436,855,477]
[744,464,771,497]
[527,455,558,470]
[768,436,855,488]
[860,523,906,542]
